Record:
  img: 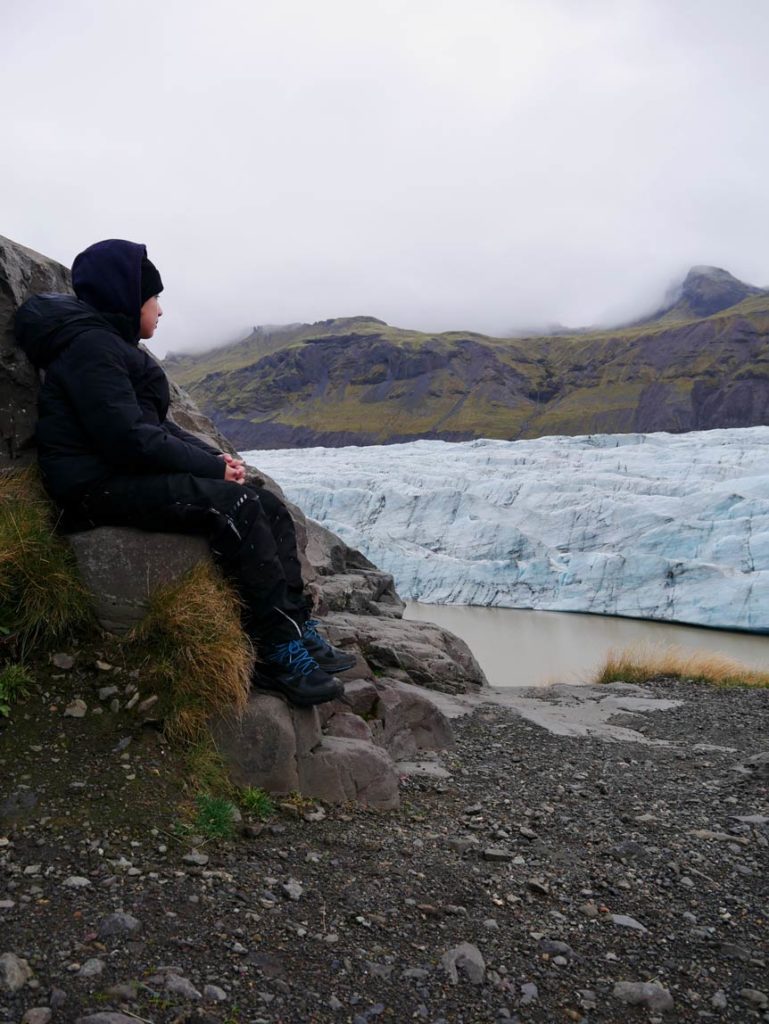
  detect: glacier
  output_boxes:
[243,427,769,632]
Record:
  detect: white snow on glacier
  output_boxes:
[243,428,769,632]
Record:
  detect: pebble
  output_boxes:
[720,942,750,960]
[520,982,538,1004]
[740,989,768,1009]
[97,911,142,938]
[64,699,87,718]
[51,653,74,670]
[165,973,202,1000]
[98,686,119,701]
[63,876,92,888]
[137,694,159,714]
[204,983,228,1002]
[0,951,33,992]
[21,1009,52,1024]
[613,981,674,1012]
[711,990,728,1009]
[125,692,140,710]
[183,850,209,866]
[483,918,499,930]
[441,943,485,985]
[610,913,648,933]
[95,660,113,671]
[282,878,303,901]
[482,847,513,862]
[78,958,105,978]
[539,939,576,959]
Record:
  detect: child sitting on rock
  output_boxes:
[15,238,353,707]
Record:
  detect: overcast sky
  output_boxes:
[2,0,767,357]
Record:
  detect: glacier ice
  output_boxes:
[244,428,769,632]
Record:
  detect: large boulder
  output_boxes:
[211,690,403,810]
[0,235,71,466]
[324,612,485,694]
[67,527,210,633]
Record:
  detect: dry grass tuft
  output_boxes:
[0,468,93,650]
[595,644,769,689]
[128,560,253,742]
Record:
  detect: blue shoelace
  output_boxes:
[267,639,319,675]
[303,619,323,644]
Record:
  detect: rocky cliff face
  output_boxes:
[0,234,485,698]
[0,237,71,464]
[165,269,769,449]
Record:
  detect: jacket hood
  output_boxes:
[14,294,118,370]
[71,238,148,329]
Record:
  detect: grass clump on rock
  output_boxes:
[0,469,93,652]
[128,561,253,742]
[596,644,769,688]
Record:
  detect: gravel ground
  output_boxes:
[1,674,768,1024]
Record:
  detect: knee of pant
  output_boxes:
[251,486,288,519]
[208,493,266,561]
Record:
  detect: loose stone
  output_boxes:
[21,1009,53,1024]
[51,653,74,670]
[613,981,674,1012]
[282,878,303,901]
[204,983,228,1002]
[482,847,513,862]
[78,958,105,978]
[441,943,485,985]
[64,700,88,718]
[97,911,142,939]
[63,876,92,888]
[740,989,768,1009]
[0,951,33,992]
[520,982,538,1004]
[610,913,648,932]
[183,850,209,866]
[165,973,202,999]
[711,990,728,1009]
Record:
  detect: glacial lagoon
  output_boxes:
[404,601,769,689]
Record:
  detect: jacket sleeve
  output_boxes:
[164,419,223,457]
[63,331,226,479]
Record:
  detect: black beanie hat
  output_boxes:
[140,256,163,305]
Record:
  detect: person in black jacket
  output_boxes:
[15,238,355,707]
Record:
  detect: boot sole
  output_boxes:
[313,654,357,674]
[252,675,344,708]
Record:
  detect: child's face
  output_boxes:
[139,296,163,340]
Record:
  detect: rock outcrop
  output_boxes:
[0,233,485,808]
[0,236,70,465]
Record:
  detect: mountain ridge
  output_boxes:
[164,267,769,449]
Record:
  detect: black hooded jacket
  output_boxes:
[14,240,224,504]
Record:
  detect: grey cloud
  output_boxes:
[1,0,767,357]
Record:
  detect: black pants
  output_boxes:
[71,473,308,643]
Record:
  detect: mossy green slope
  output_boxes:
[165,291,769,449]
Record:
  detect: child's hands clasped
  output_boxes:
[221,452,246,484]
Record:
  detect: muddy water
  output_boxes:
[404,602,769,688]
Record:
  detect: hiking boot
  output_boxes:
[302,619,357,673]
[255,639,343,707]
